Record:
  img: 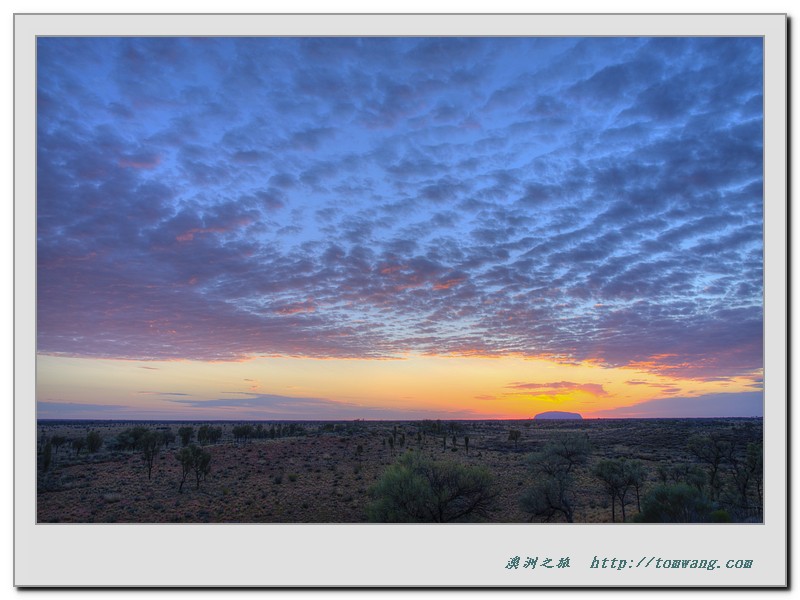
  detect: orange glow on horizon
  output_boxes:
[36,352,761,420]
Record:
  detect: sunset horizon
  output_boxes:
[36,37,764,422]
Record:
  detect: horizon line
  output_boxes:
[36,416,764,422]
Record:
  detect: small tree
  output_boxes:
[593,459,630,522]
[663,463,707,491]
[624,460,647,513]
[726,441,763,512]
[508,429,521,447]
[520,471,575,523]
[86,431,103,454]
[50,435,66,457]
[687,434,729,501]
[208,426,223,445]
[547,434,591,473]
[178,426,194,447]
[232,424,255,444]
[176,444,212,492]
[197,425,211,445]
[140,430,161,480]
[747,442,763,509]
[193,447,212,489]
[176,447,193,493]
[521,434,591,523]
[116,426,149,452]
[535,434,591,476]
[161,429,176,448]
[41,442,52,472]
[71,437,86,456]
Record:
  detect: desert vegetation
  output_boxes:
[367,451,496,522]
[36,418,762,523]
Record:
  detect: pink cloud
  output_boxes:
[118,153,161,169]
[507,381,608,396]
[274,301,316,315]
[433,276,466,290]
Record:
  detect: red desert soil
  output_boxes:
[36,418,762,523]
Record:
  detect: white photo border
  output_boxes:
[14,12,787,588]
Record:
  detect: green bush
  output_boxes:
[634,483,715,523]
[521,434,591,523]
[710,509,732,523]
[367,451,496,523]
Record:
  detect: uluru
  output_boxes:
[534,411,583,420]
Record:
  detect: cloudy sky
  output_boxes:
[36,37,764,420]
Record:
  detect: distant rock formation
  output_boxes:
[534,411,583,420]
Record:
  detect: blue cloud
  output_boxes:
[36,36,763,383]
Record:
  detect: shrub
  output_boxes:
[531,434,591,476]
[115,426,151,452]
[633,483,715,523]
[591,457,649,522]
[197,425,211,445]
[160,429,176,448]
[521,434,591,523]
[687,434,730,500]
[520,471,575,523]
[658,463,706,491]
[367,451,496,522]
[178,426,194,447]
[176,444,211,492]
[232,424,255,444]
[710,509,732,523]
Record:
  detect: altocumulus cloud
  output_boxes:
[37,37,763,382]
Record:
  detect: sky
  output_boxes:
[36,37,764,420]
